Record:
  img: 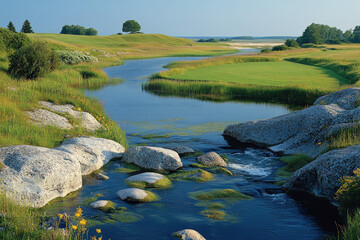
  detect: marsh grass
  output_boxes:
[276,154,314,179]
[328,123,360,149]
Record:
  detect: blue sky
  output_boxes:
[1,0,359,36]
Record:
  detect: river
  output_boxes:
[79,51,334,239]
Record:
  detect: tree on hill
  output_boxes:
[122,20,141,34]
[7,21,16,33]
[353,26,360,43]
[285,39,299,48]
[60,25,97,36]
[21,20,34,33]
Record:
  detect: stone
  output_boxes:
[117,188,153,203]
[90,200,109,209]
[96,173,109,180]
[26,109,73,130]
[284,144,360,201]
[314,87,360,110]
[39,101,102,131]
[56,136,125,175]
[126,172,171,188]
[0,145,82,208]
[173,229,206,240]
[167,145,195,155]
[196,152,227,167]
[122,146,183,171]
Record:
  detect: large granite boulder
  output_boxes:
[0,145,82,208]
[196,152,227,167]
[56,136,125,175]
[284,145,360,201]
[224,88,360,158]
[26,109,73,130]
[173,229,206,240]
[122,146,183,171]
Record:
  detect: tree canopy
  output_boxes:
[21,20,34,33]
[297,23,360,45]
[60,25,98,36]
[7,21,16,33]
[122,20,141,34]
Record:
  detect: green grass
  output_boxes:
[189,189,253,201]
[276,154,314,179]
[330,209,360,240]
[328,123,360,150]
[169,62,347,90]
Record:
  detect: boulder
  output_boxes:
[126,172,171,188]
[284,145,360,201]
[173,229,206,240]
[117,188,157,203]
[122,146,182,171]
[90,200,109,209]
[167,145,195,155]
[56,136,125,175]
[196,152,227,167]
[0,145,82,208]
[26,109,73,130]
[314,87,360,110]
[39,101,102,131]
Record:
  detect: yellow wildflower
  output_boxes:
[79,219,87,226]
[75,213,81,218]
[72,225,77,230]
[96,229,101,234]
[58,213,63,220]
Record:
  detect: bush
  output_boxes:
[8,41,59,79]
[0,28,31,50]
[261,48,272,53]
[57,50,98,65]
[335,169,360,215]
[285,39,299,48]
[272,45,290,51]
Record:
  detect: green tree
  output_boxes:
[285,39,299,48]
[343,30,353,42]
[7,21,16,33]
[8,41,58,79]
[122,20,141,34]
[353,26,360,43]
[21,20,34,33]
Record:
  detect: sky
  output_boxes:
[1,0,359,37]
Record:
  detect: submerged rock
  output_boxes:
[167,145,195,155]
[284,144,360,201]
[56,136,125,175]
[126,172,171,188]
[26,109,73,130]
[196,152,227,167]
[90,200,109,209]
[173,229,206,240]
[117,188,158,203]
[96,173,109,180]
[0,145,82,208]
[122,146,183,171]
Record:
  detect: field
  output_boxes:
[144,44,360,105]
[170,61,347,90]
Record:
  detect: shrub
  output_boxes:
[285,39,299,48]
[0,28,31,50]
[57,50,98,65]
[8,41,59,79]
[272,45,290,51]
[335,168,360,215]
[261,48,272,53]
[60,25,98,36]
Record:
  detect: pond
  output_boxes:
[75,52,336,239]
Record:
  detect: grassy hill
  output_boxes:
[29,33,235,60]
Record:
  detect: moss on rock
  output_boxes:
[190,189,253,201]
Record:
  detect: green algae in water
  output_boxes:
[167,169,214,182]
[190,189,253,202]
[115,163,142,173]
[83,193,104,206]
[195,201,226,210]
[40,190,81,214]
[140,133,171,139]
[86,208,142,227]
[200,209,226,220]
[190,164,234,176]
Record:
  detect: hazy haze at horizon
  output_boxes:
[1,0,359,36]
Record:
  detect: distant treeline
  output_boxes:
[60,25,98,36]
[297,23,360,45]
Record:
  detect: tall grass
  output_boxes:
[286,58,360,85]
[143,79,329,106]
[328,123,360,150]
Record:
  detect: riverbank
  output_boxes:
[143,44,360,106]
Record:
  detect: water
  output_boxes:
[79,52,334,239]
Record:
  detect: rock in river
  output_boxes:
[284,144,360,201]
[173,229,206,240]
[196,152,227,167]
[167,145,195,155]
[0,145,82,208]
[56,136,125,175]
[117,188,158,203]
[126,172,171,188]
[122,146,183,171]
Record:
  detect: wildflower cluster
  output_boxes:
[335,168,360,215]
[96,114,109,129]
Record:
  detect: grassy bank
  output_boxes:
[144,44,360,106]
